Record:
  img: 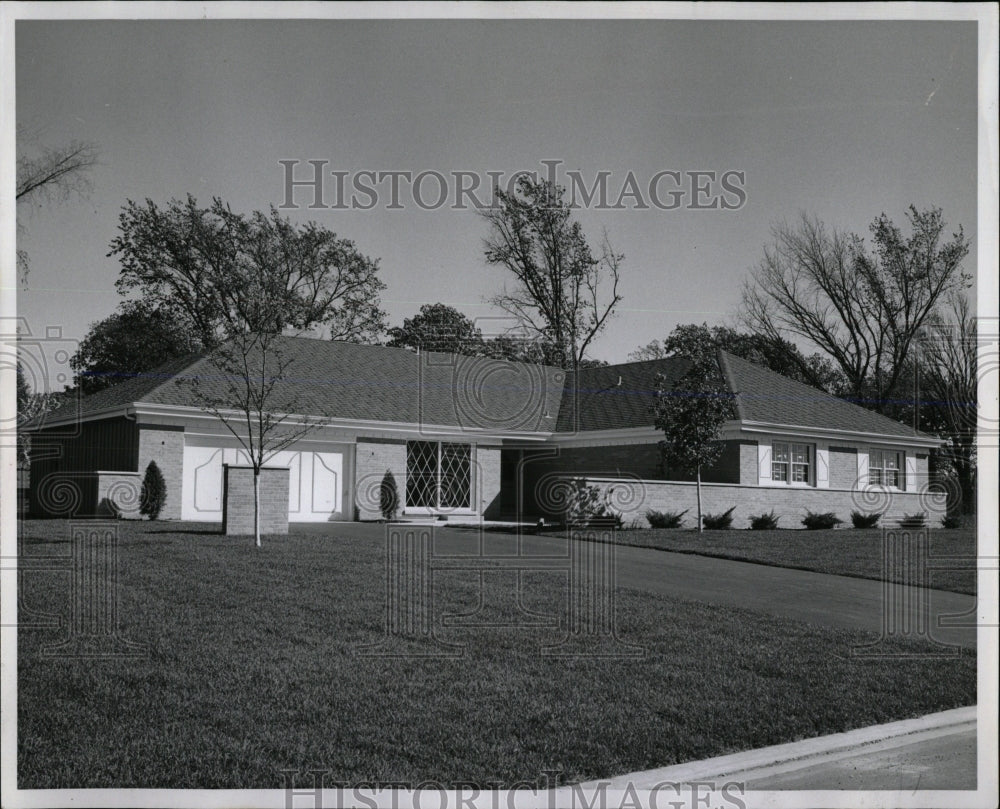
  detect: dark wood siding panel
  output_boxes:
[30,416,139,474]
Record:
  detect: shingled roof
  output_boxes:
[555,351,929,438]
[32,338,931,441]
[717,351,926,439]
[34,336,566,435]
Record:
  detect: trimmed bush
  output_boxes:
[564,479,623,528]
[898,512,927,528]
[851,510,882,529]
[379,469,399,522]
[749,510,779,530]
[646,509,687,529]
[941,514,963,529]
[139,461,167,520]
[702,506,736,530]
[802,511,842,530]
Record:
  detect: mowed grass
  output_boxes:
[577,527,977,595]
[18,520,975,788]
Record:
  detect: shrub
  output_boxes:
[702,506,736,530]
[139,461,167,520]
[898,512,927,528]
[749,510,779,530]
[941,514,963,529]
[379,469,399,521]
[851,510,882,529]
[565,479,623,528]
[802,511,842,530]
[646,509,687,529]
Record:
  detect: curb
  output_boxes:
[582,706,976,789]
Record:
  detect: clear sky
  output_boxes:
[15,18,978,386]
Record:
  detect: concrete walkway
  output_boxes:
[575,706,978,792]
[431,527,978,648]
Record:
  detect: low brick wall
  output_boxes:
[550,476,949,529]
[222,465,290,536]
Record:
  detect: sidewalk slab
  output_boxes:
[582,706,976,791]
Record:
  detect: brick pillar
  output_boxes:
[222,465,290,536]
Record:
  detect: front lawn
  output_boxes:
[566,527,977,595]
[18,520,975,788]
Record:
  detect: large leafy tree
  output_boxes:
[631,323,843,392]
[481,177,623,369]
[652,358,736,533]
[109,195,387,348]
[386,303,485,354]
[70,300,203,394]
[741,206,970,408]
[385,303,608,368]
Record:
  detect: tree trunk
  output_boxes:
[254,469,261,548]
[696,465,703,534]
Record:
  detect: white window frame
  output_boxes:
[868,448,903,490]
[771,441,813,486]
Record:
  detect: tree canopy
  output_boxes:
[109,195,387,347]
[70,300,203,394]
[631,323,842,391]
[386,303,484,354]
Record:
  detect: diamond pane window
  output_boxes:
[405,441,472,509]
[440,443,471,509]
[406,441,439,507]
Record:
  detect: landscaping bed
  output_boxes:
[18,520,975,788]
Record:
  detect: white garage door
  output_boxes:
[181,441,348,522]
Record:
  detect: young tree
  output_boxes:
[70,300,203,394]
[652,357,735,533]
[481,177,623,370]
[16,125,99,287]
[109,195,387,348]
[386,303,486,355]
[188,332,327,547]
[741,207,970,409]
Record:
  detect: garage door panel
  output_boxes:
[183,440,347,522]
